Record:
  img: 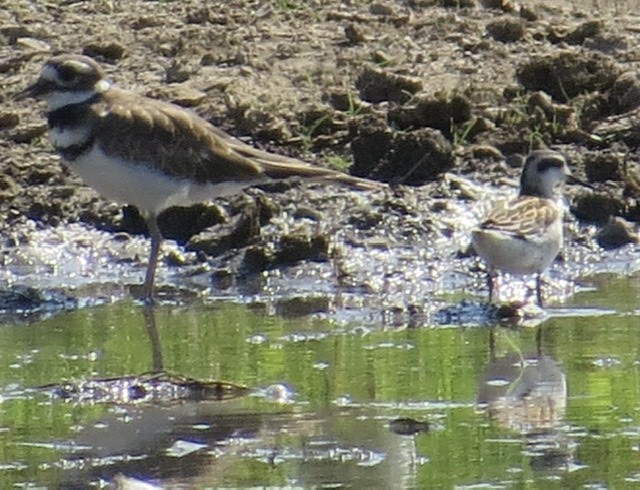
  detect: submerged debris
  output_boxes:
[0,285,78,323]
[37,372,250,405]
[388,417,430,436]
[434,299,546,327]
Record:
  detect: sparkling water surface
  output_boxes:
[1,266,640,488]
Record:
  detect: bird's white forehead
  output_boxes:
[42,59,94,79]
[40,64,59,81]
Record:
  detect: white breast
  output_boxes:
[70,146,191,215]
[471,218,563,275]
[68,146,259,216]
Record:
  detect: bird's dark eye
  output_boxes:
[57,65,77,83]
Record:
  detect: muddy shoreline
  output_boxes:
[2,1,640,316]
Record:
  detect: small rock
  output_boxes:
[571,192,620,226]
[583,151,622,183]
[526,91,557,115]
[596,216,638,250]
[623,159,640,197]
[369,3,395,16]
[493,301,527,322]
[9,123,47,143]
[297,105,336,137]
[388,93,472,134]
[583,34,629,54]
[15,37,50,52]
[210,268,234,290]
[275,233,329,264]
[186,213,255,257]
[611,71,640,114]
[486,18,525,43]
[227,102,291,142]
[240,246,272,274]
[519,5,538,21]
[356,67,423,104]
[120,205,148,235]
[0,112,19,130]
[164,249,190,267]
[0,26,34,44]
[565,20,602,45]
[156,86,207,108]
[167,205,226,243]
[0,285,76,315]
[470,145,504,160]
[526,91,577,130]
[27,167,57,185]
[293,206,323,221]
[591,108,640,149]
[388,417,430,436]
[274,296,330,317]
[505,153,526,168]
[186,197,273,257]
[351,125,454,185]
[130,16,165,30]
[442,0,475,7]
[516,51,620,101]
[185,7,226,25]
[344,23,366,44]
[165,61,191,84]
[325,89,363,112]
[0,175,18,198]
[348,206,384,230]
[371,50,392,65]
[82,42,126,62]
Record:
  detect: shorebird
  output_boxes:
[471,150,580,306]
[19,54,381,301]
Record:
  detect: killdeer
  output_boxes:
[19,54,382,301]
[471,150,581,306]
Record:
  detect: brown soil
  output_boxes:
[2,0,640,299]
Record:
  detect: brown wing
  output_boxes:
[205,123,377,185]
[94,88,263,184]
[94,88,382,190]
[480,196,559,239]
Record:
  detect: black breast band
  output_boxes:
[47,97,99,161]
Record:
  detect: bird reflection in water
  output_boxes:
[477,326,576,473]
[35,305,300,488]
[42,305,250,405]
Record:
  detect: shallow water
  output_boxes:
[1,271,640,488]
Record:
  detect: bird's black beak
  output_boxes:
[567,175,594,190]
[15,78,51,101]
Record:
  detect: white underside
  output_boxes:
[66,145,256,216]
[471,221,563,276]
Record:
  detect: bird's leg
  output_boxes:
[142,304,163,372]
[487,271,495,304]
[142,213,162,303]
[535,273,544,307]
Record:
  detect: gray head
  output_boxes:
[18,54,110,110]
[519,150,571,198]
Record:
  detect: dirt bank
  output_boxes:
[2,0,640,311]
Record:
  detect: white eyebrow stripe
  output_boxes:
[41,64,59,81]
[45,89,99,111]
